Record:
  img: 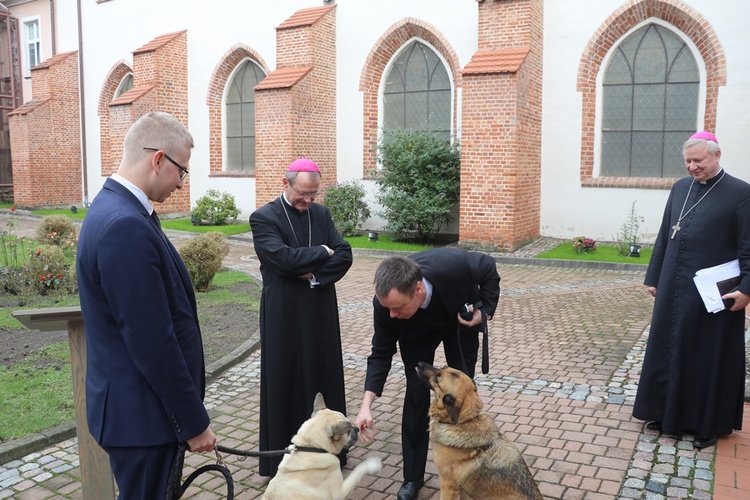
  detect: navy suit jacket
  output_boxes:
[77,178,209,447]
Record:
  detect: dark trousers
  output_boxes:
[102,442,177,500]
[398,328,478,482]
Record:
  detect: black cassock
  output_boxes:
[633,170,750,438]
[250,196,352,476]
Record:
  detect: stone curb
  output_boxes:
[0,422,77,465]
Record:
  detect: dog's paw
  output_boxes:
[362,456,382,474]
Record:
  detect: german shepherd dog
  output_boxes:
[263,393,381,499]
[417,362,543,499]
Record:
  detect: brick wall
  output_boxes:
[8,52,82,208]
[254,5,337,208]
[576,0,726,189]
[98,62,133,175]
[105,31,191,213]
[460,0,544,250]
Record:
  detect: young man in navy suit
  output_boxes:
[354,248,501,500]
[77,111,216,498]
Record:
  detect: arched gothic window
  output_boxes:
[114,73,133,99]
[226,59,265,173]
[601,24,699,178]
[383,40,451,140]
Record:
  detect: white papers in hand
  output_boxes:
[693,259,740,313]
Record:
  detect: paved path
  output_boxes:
[1,211,749,499]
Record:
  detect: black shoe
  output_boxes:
[396,479,425,500]
[645,421,662,432]
[694,435,717,449]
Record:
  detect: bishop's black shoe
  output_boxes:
[396,479,425,500]
[645,421,662,432]
[693,435,717,449]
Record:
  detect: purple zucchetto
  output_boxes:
[287,158,321,173]
[689,131,719,144]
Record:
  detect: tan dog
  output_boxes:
[417,362,543,500]
[263,393,381,499]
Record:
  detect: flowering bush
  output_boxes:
[572,236,597,254]
[26,244,69,294]
[0,212,79,303]
[36,215,78,259]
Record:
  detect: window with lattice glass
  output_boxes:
[383,41,451,141]
[226,60,265,173]
[601,24,699,178]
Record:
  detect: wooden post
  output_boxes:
[12,306,116,499]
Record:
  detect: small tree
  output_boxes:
[323,180,371,237]
[191,190,240,226]
[178,232,230,292]
[376,129,460,242]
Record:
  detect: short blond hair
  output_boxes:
[121,111,194,166]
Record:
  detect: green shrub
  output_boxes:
[191,190,240,226]
[376,129,460,243]
[178,232,230,292]
[323,180,371,237]
[36,215,77,252]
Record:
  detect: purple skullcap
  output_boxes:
[689,131,719,144]
[287,158,321,173]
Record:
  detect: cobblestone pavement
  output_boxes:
[0,211,744,499]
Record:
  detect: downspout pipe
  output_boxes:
[49,0,55,54]
[76,0,88,206]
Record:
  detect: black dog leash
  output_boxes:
[166,442,329,499]
[456,308,489,376]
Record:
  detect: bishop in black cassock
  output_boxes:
[633,132,750,447]
[249,159,353,477]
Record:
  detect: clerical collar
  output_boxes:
[420,278,433,309]
[700,169,724,185]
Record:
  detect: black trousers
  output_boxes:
[398,329,479,482]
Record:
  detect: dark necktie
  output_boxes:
[151,210,161,228]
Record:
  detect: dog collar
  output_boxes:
[290,445,329,454]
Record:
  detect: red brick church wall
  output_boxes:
[9,52,82,208]
[459,0,544,250]
[106,31,190,214]
[254,5,337,207]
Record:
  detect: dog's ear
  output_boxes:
[331,420,353,438]
[442,393,462,424]
[312,392,327,416]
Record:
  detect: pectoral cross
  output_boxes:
[670,221,680,239]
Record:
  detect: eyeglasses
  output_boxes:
[290,184,319,199]
[143,147,189,181]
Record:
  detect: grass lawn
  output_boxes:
[344,233,432,252]
[161,218,250,235]
[536,242,651,264]
[0,343,74,442]
[31,207,88,220]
